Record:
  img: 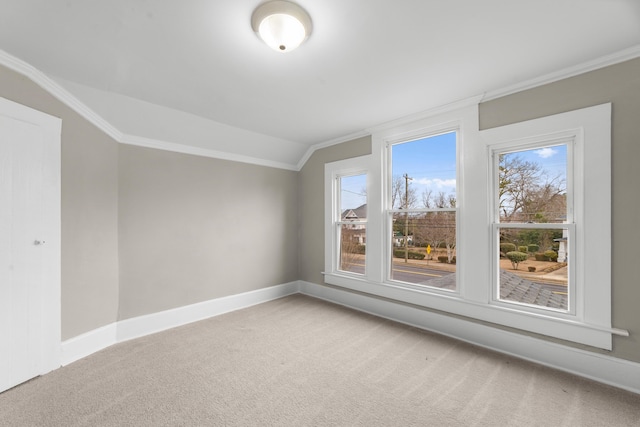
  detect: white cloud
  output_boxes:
[535,147,557,159]
[416,178,456,188]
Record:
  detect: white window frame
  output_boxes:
[384,129,459,294]
[324,102,619,350]
[324,155,374,279]
[489,136,576,316]
[483,104,612,337]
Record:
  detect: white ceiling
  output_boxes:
[1,0,639,168]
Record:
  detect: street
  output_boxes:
[342,261,567,295]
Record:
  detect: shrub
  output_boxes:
[528,266,536,272]
[527,244,539,253]
[506,251,528,270]
[544,250,558,262]
[518,246,528,253]
[534,252,546,261]
[393,250,425,260]
[450,256,457,264]
[354,244,366,254]
[500,243,516,253]
[438,255,449,263]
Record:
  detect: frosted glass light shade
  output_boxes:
[251,1,312,52]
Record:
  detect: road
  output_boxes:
[343,262,567,295]
[391,264,452,287]
[342,262,453,287]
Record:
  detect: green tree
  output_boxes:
[506,251,528,270]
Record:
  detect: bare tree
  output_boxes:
[414,191,457,263]
[498,153,567,251]
[421,188,433,208]
[499,154,566,223]
[340,228,362,272]
[434,192,456,262]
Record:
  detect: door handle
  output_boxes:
[34,240,45,245]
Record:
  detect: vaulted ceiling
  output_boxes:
[1,1,639,168]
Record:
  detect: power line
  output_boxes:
[341,189,366,197]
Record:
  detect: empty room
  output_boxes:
[1,1,640,425]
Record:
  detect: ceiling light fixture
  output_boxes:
[251,1,312,53]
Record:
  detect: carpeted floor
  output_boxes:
[1,294,639,426]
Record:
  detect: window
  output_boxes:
[325,156,372,278]
[338,173,367,274]
[482,104,613,349]
[492,143,572,313]
[324,103,615,349]
[387,132,458,291]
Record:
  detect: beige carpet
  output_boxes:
[1,294,639,426]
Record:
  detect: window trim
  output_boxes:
[384,130,459,291]
[489,136,576,317]
[324,156,373,279]
[323,103,620,350]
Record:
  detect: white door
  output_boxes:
[0,97,61,393]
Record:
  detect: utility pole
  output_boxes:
[403,173,412,263]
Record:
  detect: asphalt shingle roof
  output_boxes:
[499,270,567,309]
[419,269,568,310]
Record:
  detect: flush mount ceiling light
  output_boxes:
[251,1,312,53]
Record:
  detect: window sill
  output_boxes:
[323,272,624,350]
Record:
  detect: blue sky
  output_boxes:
[505,144,567,183]
[340,135,566,210]
[340,173,367,210]
[392,132,457,204]
[340,132,457,210]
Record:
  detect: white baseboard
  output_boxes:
[298,281,640,395]
[59,280,640,394]
[61,323,117,366]
[116,281,299,343]
[61,282,299,366]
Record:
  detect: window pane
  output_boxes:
[340,174,366,213]
[340,224,366,274]
[391,132,457,210]
[339,174,366,274]
[390,211,456,290]
[499,145,567,223]
[498,227,569,311]
[389,132,457,290]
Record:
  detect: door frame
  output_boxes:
[1,96,61,380]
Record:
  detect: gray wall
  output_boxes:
[0,65,120,340]
[3,53,638,364]
[480,57,640,363]
[0,64,299,339]
[118,145,298,320]
[298,59,640,363]
[298,136,371,285]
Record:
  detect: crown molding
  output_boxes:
[0,50,302,171]
[482,44,640,102]
[0,50,124,141]
[295,83,546,170]
[296,95,483,170]
[121,134,299,171]
[366,95,484,135]
[297,45,640,170]
[4,45,640,172]
[296,130,371,170]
